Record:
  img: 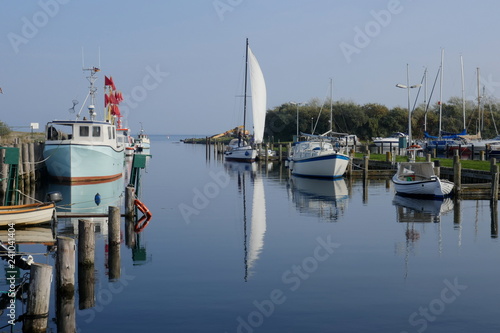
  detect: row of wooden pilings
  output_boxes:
[22,186,137,332]
[0,142,44,205]
[204,137,291,162]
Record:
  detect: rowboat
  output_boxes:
[0,202,56,227]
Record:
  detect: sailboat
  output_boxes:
[224,39,267,162]
[287,79,350,178]
[43,67,125,184]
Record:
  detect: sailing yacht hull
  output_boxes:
[224,147,258,162]
[290,153,350,178]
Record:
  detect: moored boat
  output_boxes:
[288,135,350,179]
[225,38,266,163]
[392,153,454,198]
[0,202,56,227]
[43,67,125,184]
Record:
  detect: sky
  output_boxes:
[2,0,500,136]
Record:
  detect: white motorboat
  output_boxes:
[392,158,454,198]
[373,132,407,148]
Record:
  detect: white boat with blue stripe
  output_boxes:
[288,134,350,179]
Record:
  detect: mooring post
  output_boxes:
[363,155,369,181]
[24,263,52,333]
[56,236,76,332]
[385,151,391,162]
[265,143,269,163]
[491,163,499,201]
[453,155,461,197]
[108,206,121,245]
[125,185,135,218]
[78,219,95,310]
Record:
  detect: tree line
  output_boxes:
[263,97,500,142]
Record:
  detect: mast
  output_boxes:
[243,38,249,141]
[460,55,466,131]
[438,49,444,139]
[423,67,428,132]
[477,68,482,132]
[83,66,100,121]
[330,78,333,132]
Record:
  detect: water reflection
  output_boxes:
[48,177,125,235]
[224,161,266,281]
[289,176,348,222]
[392,195,454,223]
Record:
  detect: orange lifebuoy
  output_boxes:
[408,144,421,149]
[133,199,152,232]
[134,214,151,233]
[134,199,152,219]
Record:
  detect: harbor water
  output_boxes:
[2,134,500,332]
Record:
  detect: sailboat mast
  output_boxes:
[439,49,444,139]
[460,55,466,131]
[477,67,481,132]
[330,78,333,132]
[243,38,249,139]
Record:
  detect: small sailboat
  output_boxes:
[224,39,266,162]
[43,67,125,184]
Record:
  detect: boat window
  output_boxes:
[108,126,112,139]
[113,128,115,139]
[92,126,101,137]
[46,123,73,141]
[80,126,89,137]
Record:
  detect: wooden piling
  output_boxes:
[78,220,95,310]
[24,263,52,333]
[108,242,121,281]
[453,155,462,197]
[108,206,121,245]
[29,143,35,183]
[56,236,75,296]
[56,236,76,332]
[491,164,499,201]
[125,185,135,218]
[385,151,391,162]
[78,219,95,267]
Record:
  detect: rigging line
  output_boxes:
[312,83,331,134]
[15,189,43,203]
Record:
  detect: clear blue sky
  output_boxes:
[1,0,500,135]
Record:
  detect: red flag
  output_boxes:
[109,76,116,90]
[112,105,121,116]
[109,94,118,105]
[105,76,113,87]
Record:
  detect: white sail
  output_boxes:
[248,46,267,144]
[247,175,266,274]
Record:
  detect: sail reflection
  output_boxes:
[289,176,348,222]
[225,161,266,281]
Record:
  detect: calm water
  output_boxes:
[2,134,500,332]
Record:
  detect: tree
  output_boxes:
[0,121,10,136]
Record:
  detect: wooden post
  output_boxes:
[24,263,52,333]
[279,144,282,162]
[491,164,499,201]
[363,155,369,181]
[426,153,431,162]
[453,155,461,197]
[78,220,95,309]
[78,219,95,267]
[124,215,137,249]
[125,185,135,218]
[480,150,485,161]
[108,241,121,281]
[385,151,391,162]
[265,143,269,163]
[56,236,76,333]
[108,206,121,246]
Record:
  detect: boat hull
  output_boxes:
[392,174,454,198]
[43,143,124,184]
[0,203,55,226]
[290,153,350,178]
[224,147,258,162]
